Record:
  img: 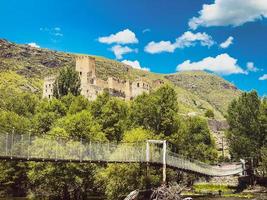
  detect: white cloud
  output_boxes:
[54,27,61,31]
[247,62,259,72]
[220,36,234,48]
[145,41,176,54]
[40,27,63,37]
[144,31,214,54]
[176,53,246,75]
[259,74,267,80]
[142,28,151,33]
[110,45,138,59]
[27,42,40,48]
[122,60,150,71]
[189,0,267,29]
[98,29,138,45]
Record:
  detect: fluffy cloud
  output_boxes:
[189,0,267,29]
[144,31,214,54]
[220,36,234,48]
[27,42,40,48]
[98,29,138,44]
[142,28,151,33]
[122,60,150,71]
[110,45,138,59]
[246,62,259,72]
[40,27,63,37]
[259,74,267,80]
[144,41,176,54]
[176,53,246,75]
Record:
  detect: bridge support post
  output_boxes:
[163,140,167,184]
[145,141,151,190]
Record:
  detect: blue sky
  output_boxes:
[0,0,266,96]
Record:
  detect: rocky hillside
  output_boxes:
[0,39,241,120]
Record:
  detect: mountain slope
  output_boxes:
[0,39,241,119]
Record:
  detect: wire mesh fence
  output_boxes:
[0,132,244,176]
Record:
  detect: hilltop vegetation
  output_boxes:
[0,39,241,119]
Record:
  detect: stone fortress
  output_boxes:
[43,56,152,100]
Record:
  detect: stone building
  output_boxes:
[43,56,151,100]
[43,75,56,99]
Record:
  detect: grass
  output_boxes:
[182,183,255,199]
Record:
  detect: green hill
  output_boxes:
[0,39,241,120]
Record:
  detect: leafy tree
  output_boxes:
[205,109,214,118]
[0,161,29,197]
[53,66,81,98]
[130,85,180,136]
[53,110,106,141]
[259,147,267,177]
[0,110,31,134]
[98,98,129,141]
[1,91,39,117]
[94,128,160,200]
[68,95,90,114]
[90,91,129,141]
[33,99,67,134]
[90,90,110,119]
[170,117,218,163]
[28,162,100,200]
[226,91,262,159]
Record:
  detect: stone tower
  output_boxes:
[75,56,96,96]
[43,76,56,99]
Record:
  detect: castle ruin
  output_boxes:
[43,56,150,100]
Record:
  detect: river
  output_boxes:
[1,194,267,200]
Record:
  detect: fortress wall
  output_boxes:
[43,55,152,101]
[125,80,132,100]
[96,78,108,89]
[43,76,56,99]
[108,77,127,93]
[83,84,104,101]
[76,56,96,87]
[131,80,150,98]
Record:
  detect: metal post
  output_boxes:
[145,141,151,190]
[42,136,45,160]
[80,138,82,162]
[55,137,58,161]
[5,133,8,156]
[11,128,14,159]
[146,141,150,162]
[89,141,92,160]
[27,131,31,160]
[222,136,224,159]
[163,140,167,184]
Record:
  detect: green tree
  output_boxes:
[205,109,214,118]
[94,128,160,200]
[130,85,179,136]
[226,91,262,159]
[53,66,81,98]
[170,117,218,163]
[53,110,106,141]
[90,91,129,141]
[68,95,90,114]
[33,98,67,134]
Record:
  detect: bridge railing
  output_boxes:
[0,133,243,176]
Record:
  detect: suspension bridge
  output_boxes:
[0,133,245,182]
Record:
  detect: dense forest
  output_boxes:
[0,66,266,199]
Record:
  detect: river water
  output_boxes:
[1,194,267,200]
